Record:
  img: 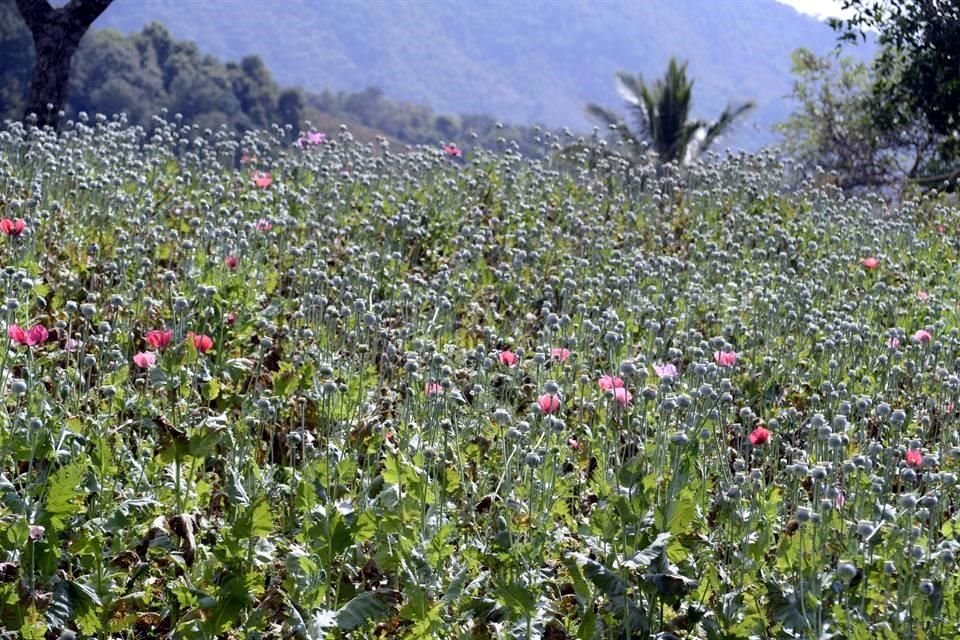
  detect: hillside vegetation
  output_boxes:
[92,0,853,149]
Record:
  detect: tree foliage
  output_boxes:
[775,48,938,195]
[829,0,960,185]
[0,13,548,154]
[586,58,754,165]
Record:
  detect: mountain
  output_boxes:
[92,0,860,150]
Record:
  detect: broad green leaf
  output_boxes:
[655,488,697,535]
[336,589,394,631]
[0,474,26,512]
[234,497,274,539]
[624,532,672,571]
[43,460,88,531]
[46,579,101,634]
[498,581,536,615]
[202,378,221,401]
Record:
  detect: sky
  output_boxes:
[774,0,848,19]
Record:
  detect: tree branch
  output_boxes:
[908,167,960,185]
[13,0,53,33]
[63,0,114,29]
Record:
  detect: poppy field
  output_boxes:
[0,117,959,639]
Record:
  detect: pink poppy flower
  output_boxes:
[133,351,157,369]
[224,255,239,270]
[550,348,571,363]
[498,350,518,367]
[145,329,173,350]
[189,332,214,353]
[9,324,48,346]
[26,325,48,346]
[443,144,462,157]
[7,324,26,345]
[425,381,444,397]
[538,393,561,414]
[598,374,624,391]
[654,363,677,379]
[835,490,846,509]
[913,329,932,344]
[861,256,879,269]
[748,426,771,446]
[225,313,237,326]
[888,336,900,349]
[65,338,80,352]
[28,524,44,541]
[296,130,326,147]
[917,291,929,302]
[612,387,632,407]
[0,218,26,237]
[253,171,272,188]
[714,350,738,368]
[255,219,272,232]
[905,449,922,468]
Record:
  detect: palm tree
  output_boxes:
[587,58,755,165]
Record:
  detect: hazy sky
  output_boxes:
[775,0,847,19]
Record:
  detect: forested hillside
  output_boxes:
[91,0,855,149]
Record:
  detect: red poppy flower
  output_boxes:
[498,350,518,366]
[253,171,272,188]
[188,332,214,353]
[145,329,173,350]
[0,218,26,237]
[749,426,771,446]
[905,449,922,468]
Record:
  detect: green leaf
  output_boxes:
[642,572,698,605]
[624,532,672,571]
[273,365,299,398]
[202,378,221,401]
[498,581,536,616]
[43,460,88,531]
[655,488,697,535]
[234,497,274,539]
[569,552,648,636]
[764,579,809,633]
[46,579,102,634]
[0,474,26,512]
[336,589,395,631]
[354,510,377,542]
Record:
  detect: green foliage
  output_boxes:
[775,47,939,195]
[830,0,960,187]
[0,14,548,153]
[586,58,754,165]
[0,0,33,121]
[1,115,960,638]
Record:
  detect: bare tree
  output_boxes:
[14,0,114,128]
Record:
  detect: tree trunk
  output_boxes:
[15,0,113,129]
